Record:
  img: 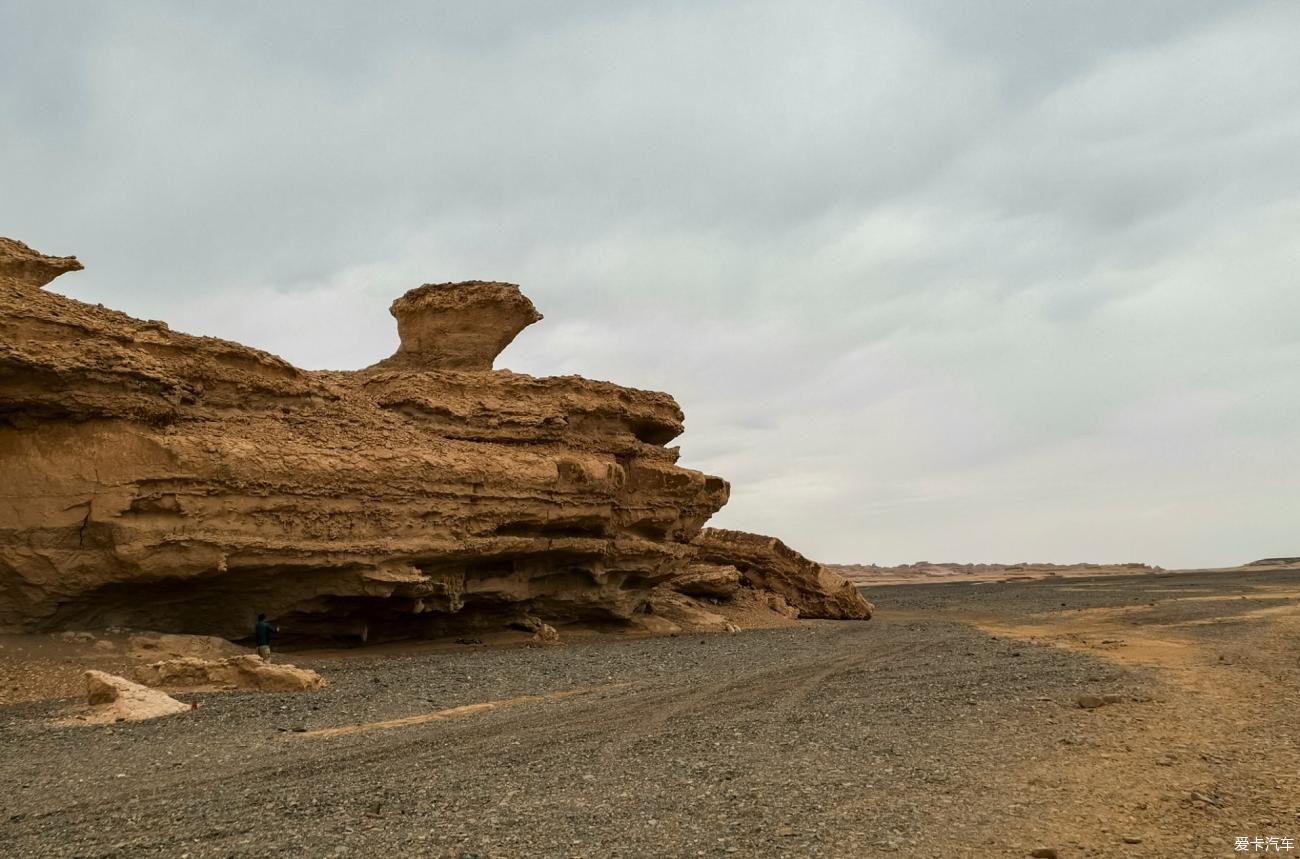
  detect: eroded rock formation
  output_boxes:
[78,670,189,723]
[691,529,874,620]
[0,237,867,640]
[135,656,325,692]
[369,281,543,372]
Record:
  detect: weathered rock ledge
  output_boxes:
[0,237,868,640]
[689,529,874,620]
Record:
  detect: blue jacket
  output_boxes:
[254,619,276,647]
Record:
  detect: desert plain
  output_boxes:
[4,565,1300,858]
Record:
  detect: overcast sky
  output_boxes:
[4,1,1298,568]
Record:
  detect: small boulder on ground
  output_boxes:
[515,615,561,647]
[760,590,800,619]
[77,670,189,723]
[626,614,682,635]
[135,655,325,692]
[527,623,561,647]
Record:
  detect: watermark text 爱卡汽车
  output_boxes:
[1236,836,1296,852]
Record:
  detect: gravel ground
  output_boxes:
[2,569,1298,858]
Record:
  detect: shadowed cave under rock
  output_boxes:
[37,562,661,644]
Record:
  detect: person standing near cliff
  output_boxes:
[254,614,278,661]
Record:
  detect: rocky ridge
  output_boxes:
[0,237,869,641]
[830,560,1163,585]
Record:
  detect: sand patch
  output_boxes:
[969,586,1300,695]
[293,684,625,739]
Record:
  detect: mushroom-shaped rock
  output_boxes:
[372,280,543,371]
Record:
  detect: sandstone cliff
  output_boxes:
[0,237,867,640]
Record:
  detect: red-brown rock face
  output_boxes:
[0,239,729,639]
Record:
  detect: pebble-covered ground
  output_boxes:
[2,568,1298,857]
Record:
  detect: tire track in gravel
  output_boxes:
[590,625,958,763]
[12,622,956,838]
[317,624,898,767]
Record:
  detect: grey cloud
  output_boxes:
[2,0,1297,568]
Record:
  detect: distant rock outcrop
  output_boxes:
[829,560,1164,585]
[0,237,866,640]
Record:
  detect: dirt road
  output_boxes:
[3,569,1298,857]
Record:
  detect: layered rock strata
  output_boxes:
[1,237,869,640]
[689,529,874,620]
[0,238,728,639]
